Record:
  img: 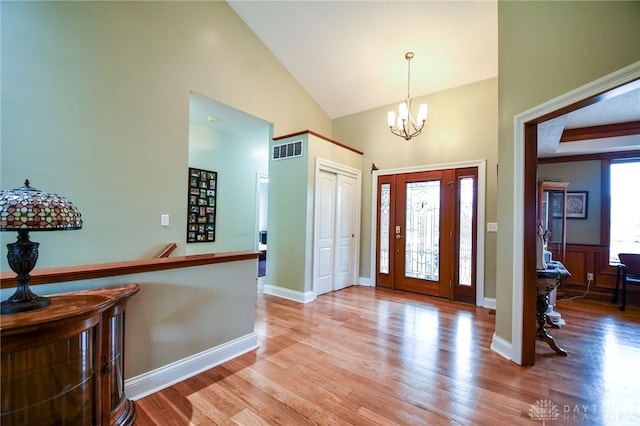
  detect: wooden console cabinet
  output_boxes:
[1,283,139,425]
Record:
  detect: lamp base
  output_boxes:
[2,229,49,314]
[1,296,50,314]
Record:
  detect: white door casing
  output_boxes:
[313,158,361,297]
[371,160,487,305]
[508,61,640,365]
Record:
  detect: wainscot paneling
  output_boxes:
[560,244,638,305]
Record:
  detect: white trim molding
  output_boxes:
[262,283,315,303]
[358,276,374,287]
[490,332,513,361]
[483,297,496,309]
[125,333,258,400]
[509,60,640,365]
[370,159,487,305]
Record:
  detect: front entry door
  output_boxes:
[395,170,454,298]
[376,168,477,303]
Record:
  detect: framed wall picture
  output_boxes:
[187,167,217,242]
[566,191,588,219]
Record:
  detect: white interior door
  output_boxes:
[334,174,357,290]
[314,164,360,296]
[315,170,336,296]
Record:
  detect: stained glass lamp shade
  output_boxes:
[0,180,82,314]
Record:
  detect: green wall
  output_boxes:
[496,1,640,343]
[3,0,640,373]
[333,78,499,299]
[266,132,363,295]
[0,1,330,271]
[266,135,310,293]
[188,119,270,253]
[538,161,602,246]
[0,0,331,383]
[0,260,259,380]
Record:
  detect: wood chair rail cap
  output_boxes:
[0,251,261,288]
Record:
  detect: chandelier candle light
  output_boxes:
[0,180,83,314]
[387,51,428,141]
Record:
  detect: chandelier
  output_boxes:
[387,52,428,141]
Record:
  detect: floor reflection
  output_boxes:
[137,288,640,425]
[454,313,473,380]
[601,319,640,425]
[400,303,439,363]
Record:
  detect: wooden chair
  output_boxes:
[613,253,640,311]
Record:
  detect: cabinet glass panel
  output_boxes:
[0,329,95,425]
[110,314,124,411]
[548,191,565,244]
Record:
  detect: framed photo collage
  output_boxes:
[187,167,217,243]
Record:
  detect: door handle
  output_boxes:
[395,225,402,239]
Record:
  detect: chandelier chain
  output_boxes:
[406,54,412,99]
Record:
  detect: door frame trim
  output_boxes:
[313,157,362,299]
[509,61,640,366]
[255,171,269,252]
[370,159,487,306]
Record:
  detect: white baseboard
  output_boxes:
[358,277,374,287]
[483,297,496,309]
[125,333,258,400]
[262,284,315,303]
[490,332,512,361]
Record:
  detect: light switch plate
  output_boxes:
[487,222,498,232]
[161,214,170,227]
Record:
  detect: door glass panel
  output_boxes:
[379,183,391,274]
[405,180,440,280]
[458,177,473,286]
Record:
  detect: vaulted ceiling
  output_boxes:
[228,0,498,119]
[201,1,640,158]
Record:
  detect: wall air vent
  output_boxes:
[272,140,303,160]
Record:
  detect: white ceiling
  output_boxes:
[190,92,271,139]
[538,86,640,157]
[228,0,498,119]
[191,1,640,158]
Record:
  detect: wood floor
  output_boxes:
[135,286,640,425]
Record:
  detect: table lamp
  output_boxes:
[0,180,82,314]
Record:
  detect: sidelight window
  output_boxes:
[458,177,474,286]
